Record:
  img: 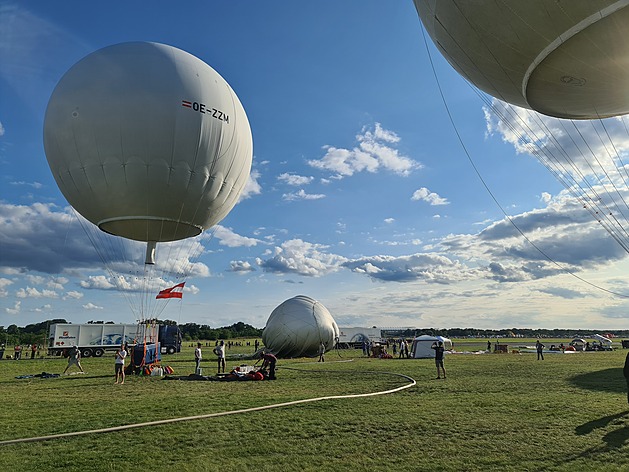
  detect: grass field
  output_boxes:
[0,338,628,471]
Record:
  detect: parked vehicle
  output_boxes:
[48,323,181,358]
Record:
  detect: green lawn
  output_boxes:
[0,339,628,471]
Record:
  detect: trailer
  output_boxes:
[337,327,385,348]
[48,323,181,358]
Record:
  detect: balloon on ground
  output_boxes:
[262,295,339,358]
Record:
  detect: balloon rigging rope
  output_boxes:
[424,4,629,253]
[0,367,415,446]
[420,22,629,298]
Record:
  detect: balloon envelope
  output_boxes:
[262,295,339,358]
[415,0,629,119]
[44,41,253,242]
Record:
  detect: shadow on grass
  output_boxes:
[569,368,626,393]
[551,411,629,468]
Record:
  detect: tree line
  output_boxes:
[0,319,263,347]
[1,320,627,348]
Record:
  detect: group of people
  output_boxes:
[62,343,128,384]
[193,340,278,380]
[11,344,39,360]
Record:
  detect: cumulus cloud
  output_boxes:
[486,100,629,250]
[82,302,103,310]
[64,291,83,300]
[308,123,420,178]
[411,187,449,206]
[229,261,256,273]
[213,225,263,248]
[0,278,13,297]
[5,301,20,315]
[278,173,313,186]
[33,304,52,313]
[239,169,262,201]
[282,189,326,201]
[10,181,42,189]
[0,202,211,283]
[0,121,4,137]
[79,274,196,296]
[16,287,58,299]
[343,253,476,283]
[258,239,348,277]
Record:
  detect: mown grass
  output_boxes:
[0,339,628,471]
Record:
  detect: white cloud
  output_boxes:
[10,181,42,189]
[258,239,348,277]
[411,187,449,206]
[16,287,58,299]
[0,278,13,297]
[278,173,313,186]
[82,302,103,310]
[64,291,83,300]
[0,121,4,136]
[5,301,20,315]
[214,225,263,248]
[384,218,395,224]
[239,169,262,201]
[229,261,256,273]
[282,189,326,201]
[308,123,420,178]
[344,253,477,283]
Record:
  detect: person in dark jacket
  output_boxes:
[622,353,629,403]
[431,341,446,379]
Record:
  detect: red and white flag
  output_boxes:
[156,282,185,299]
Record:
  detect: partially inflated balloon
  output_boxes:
[415,1,629,119]
[262,295,339,358]
[44,41,252,243]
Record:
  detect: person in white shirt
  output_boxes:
[213,340,226,374]
[194,342,202,374]
[114,344,127,384]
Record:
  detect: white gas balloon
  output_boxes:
[262,295,339,358]
[415,1,629,120]
[44,41,253,247]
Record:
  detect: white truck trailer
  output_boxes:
[337,327,384,348]
[48,323,159,358]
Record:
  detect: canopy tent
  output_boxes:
[411,335,452,359]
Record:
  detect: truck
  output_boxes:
[337,327,385,348]
[48,323,182,358]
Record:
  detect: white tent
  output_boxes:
[411,335,452,359]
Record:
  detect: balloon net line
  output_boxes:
[419,20,629,298]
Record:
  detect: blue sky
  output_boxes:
[3,1,629,330]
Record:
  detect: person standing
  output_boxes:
[194,342,202,374]
[431,341,447,379]
[536,340,545,360]
[115,344,127,384]
[259,351,277,380]
[31,343,38,359]
[622,353,629,403]
[318,342,326,362]
[63,346,84,374]
[213,340,226,374]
